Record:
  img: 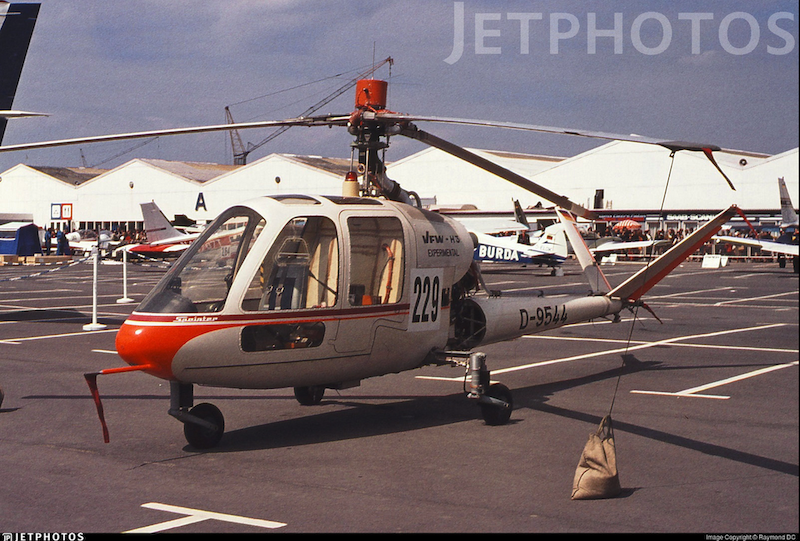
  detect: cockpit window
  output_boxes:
[138,207,265,314]
[242,216,339,311]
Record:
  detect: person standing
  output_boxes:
[44,228,52,255]
[55,229,70,256]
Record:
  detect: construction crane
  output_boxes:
[225,57,393,165]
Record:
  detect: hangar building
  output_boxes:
[0,142,796,234]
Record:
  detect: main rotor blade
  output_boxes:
[399,123,599,221]
[377,112,736,191]
[0,114,350,153]
[0,110,49,119]
[378,112,661,144]
[659,141,736,191]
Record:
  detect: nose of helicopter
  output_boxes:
[115,320,179,380]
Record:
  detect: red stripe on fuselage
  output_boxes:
[115,304,415,380]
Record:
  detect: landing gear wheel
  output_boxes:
[183,403,224,449]
[480,383,513,426]
[294,385,325,405]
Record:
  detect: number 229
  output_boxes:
[412,275,440,323]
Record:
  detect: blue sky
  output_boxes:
[1,0,797,172]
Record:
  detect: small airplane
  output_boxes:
[67,201,199,258]
[0,73,740,449]
[467,200,569,275]
[66,229,114,256]
[470,224,568,272]
[713,177,799,273]
[463,199,671,272]
[114,201,199,259]
[0,2,46,143]
[588,235,672,257]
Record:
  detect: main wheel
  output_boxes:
[294,385,325,405]
[183,402,225,449]
[480,383,513,426]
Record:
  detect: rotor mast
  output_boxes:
[345,78,419,206]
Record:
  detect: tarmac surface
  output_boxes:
[0,256,797,534]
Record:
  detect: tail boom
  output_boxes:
[455,293,623,349]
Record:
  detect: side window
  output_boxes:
[347,216,404,306]
[242,216,339,311]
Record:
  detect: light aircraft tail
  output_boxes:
[140,201,183,243]
[779,177,798,228]
[0,2,41,143]
[513,199,531,230]
[532,221,568,262]
[514,199,566,259]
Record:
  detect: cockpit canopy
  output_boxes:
[136,198,408,315]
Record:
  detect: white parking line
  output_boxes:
[124,502,286,533]
[713,291,797,306]
[503,281,587,292]
[0,329,117,344]
[494,323,788,376]
[647,286,734,299]
[529,334,797,354]
[416,323,791,382]
[631,361,799,400]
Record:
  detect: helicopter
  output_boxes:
[0,76,739,449]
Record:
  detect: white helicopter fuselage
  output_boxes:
[116,194,476,390]
[101,193,734,449]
